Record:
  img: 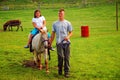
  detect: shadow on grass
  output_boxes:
[22,59,37,69]
[0,29,4,32]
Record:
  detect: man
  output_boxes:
[50,8,73,78]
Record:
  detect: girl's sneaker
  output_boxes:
[24,45,29,48]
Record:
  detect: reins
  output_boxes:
[59,40,70,48]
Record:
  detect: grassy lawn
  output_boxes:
[0,4,120,80]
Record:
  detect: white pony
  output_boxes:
[32,28,49,73]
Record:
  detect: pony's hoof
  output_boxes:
[46,70,49,74]
[39,65,42,70]
[39,67,42,70]
[39,68,42,70]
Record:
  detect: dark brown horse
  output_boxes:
[3,20,23,31]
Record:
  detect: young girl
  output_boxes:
[24,10,47,48]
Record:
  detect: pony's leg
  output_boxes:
[38,53,42,70]
[11,26,13,31]
[33,50,39,67]
[44,49,49,73]
[20,26,23,31]
[45,59,49,73]
[8,26,10,31]
[16,26,19,31]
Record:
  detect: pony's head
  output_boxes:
[41,33,48,49]
[3,24,8,31]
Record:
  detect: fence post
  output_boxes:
[82,0,87,8]
[116,1,118,31]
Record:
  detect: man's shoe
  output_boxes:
[64,73,69,78]
[58,70,62,75]
[24,45,29,48]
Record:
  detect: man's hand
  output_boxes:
[64,36,69,41]
[64,31,72,41]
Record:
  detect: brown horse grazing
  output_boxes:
[3,20,23,31]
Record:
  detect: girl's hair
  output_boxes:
[34,10,41,18]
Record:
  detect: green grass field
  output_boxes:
[0,4,120,80]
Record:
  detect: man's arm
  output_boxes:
[64,31,73,41]
[50,31,55,46]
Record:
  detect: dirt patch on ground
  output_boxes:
[0,30,3,32]
[22,60,38,69]
[22,59,46,69]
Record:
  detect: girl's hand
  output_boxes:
[39,28,45,34]
[38,27,41,31]
[41,25,44,29]
[40,27,43,29]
